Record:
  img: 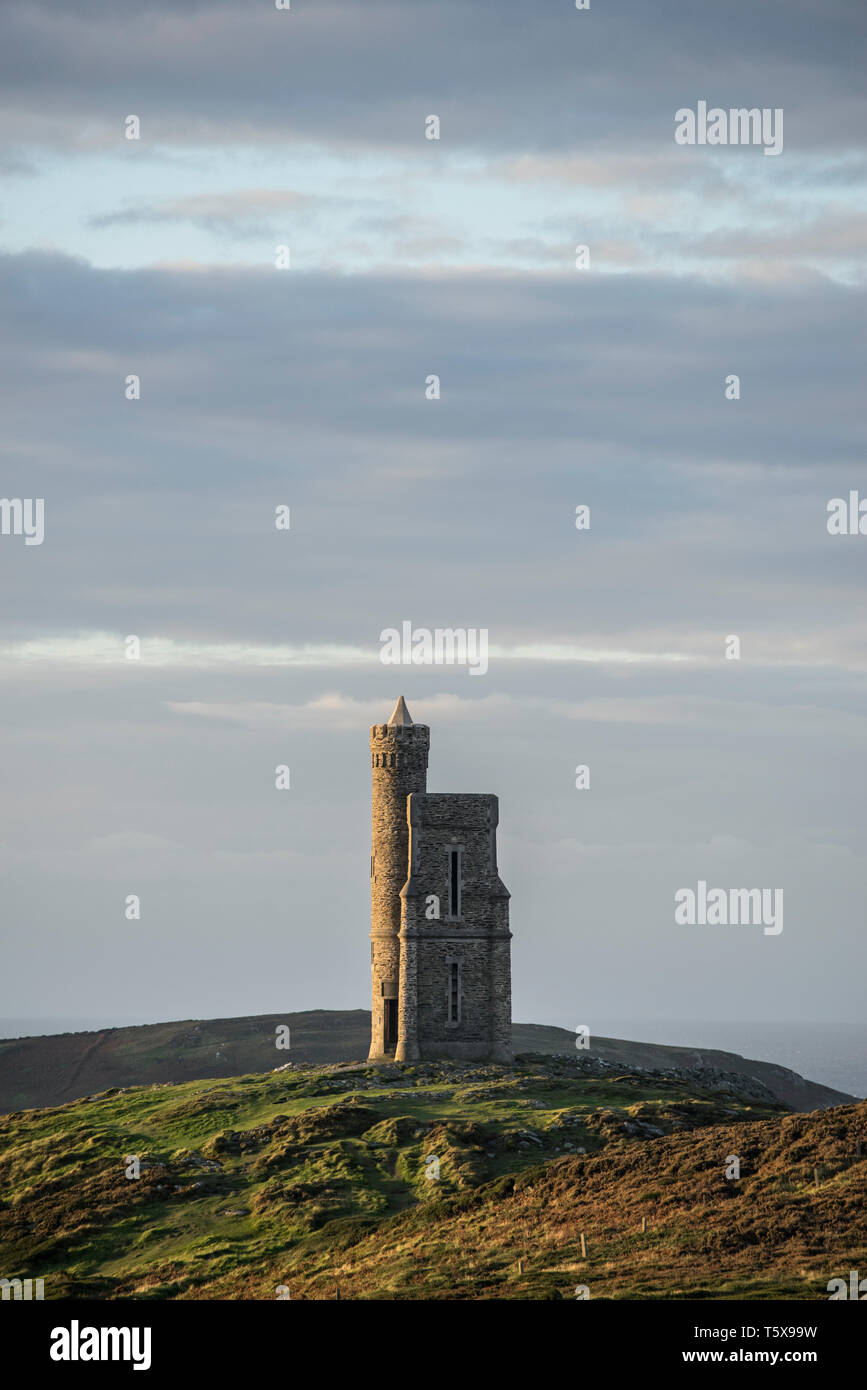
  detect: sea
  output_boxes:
[595,1018,866,1100]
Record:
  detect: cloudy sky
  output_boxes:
[0,0,865,1042]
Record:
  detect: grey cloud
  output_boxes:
[0,0,864,156]
[691,211,867,262]
[89,189,323,237]
[0,249,864,649]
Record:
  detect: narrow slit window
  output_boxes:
[448,848,461,919]
[449,962,460,1023]
[384,998,398,1050]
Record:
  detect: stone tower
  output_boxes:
[368,697,512,1064]
[369,696,430,1059]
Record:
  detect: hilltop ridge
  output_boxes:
[0,1011,853,1115]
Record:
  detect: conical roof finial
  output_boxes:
[387,695,414,727]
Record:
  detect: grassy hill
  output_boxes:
[0,1011,853,1114]
[1,1052,864,1300]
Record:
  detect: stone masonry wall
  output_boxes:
[398,792,512,1062]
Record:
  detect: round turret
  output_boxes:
[368,697,429,1058]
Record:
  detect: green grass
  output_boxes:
[1,1054,860,1300]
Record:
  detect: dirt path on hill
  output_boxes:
[60,1031,108,1098]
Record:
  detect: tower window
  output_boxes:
[448,848,462,919]
[449,962,460,1023]
[384,998,398,1050]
